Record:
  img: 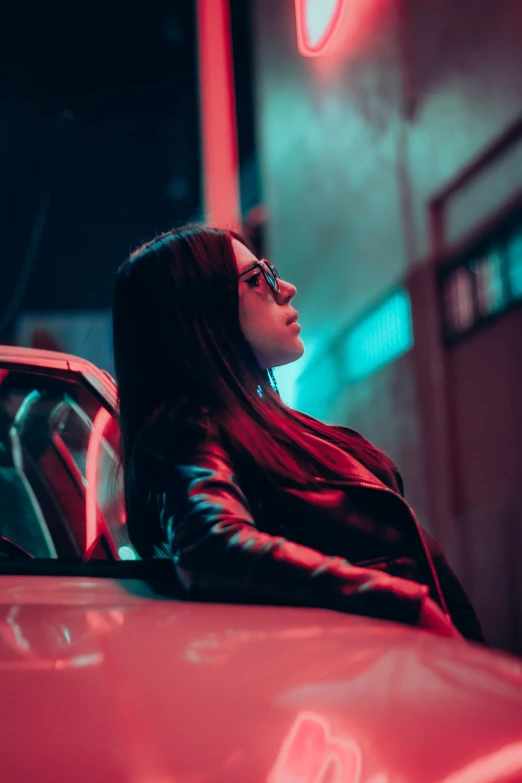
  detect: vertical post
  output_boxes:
[196,0,240,228]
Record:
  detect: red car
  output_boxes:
[1,345,522,783]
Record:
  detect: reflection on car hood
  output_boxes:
[1,575,522,783]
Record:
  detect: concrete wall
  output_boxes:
[253,0,522,335]
[253,0,407,346]
[252,0,522,651]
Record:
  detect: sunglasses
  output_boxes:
[237,259,280,294]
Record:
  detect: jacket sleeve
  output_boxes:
[421,528,487,644]
[156,439,430,627]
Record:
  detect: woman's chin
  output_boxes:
[272,339,305,368]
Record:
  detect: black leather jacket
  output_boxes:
[137,422,485,643]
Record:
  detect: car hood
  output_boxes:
[1,575,522,783]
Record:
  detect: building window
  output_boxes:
[441,210,522,342]
[444,267,475,334]
[342,289,414,382]
[472,250,506,316]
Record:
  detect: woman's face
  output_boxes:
[234,239,304,370]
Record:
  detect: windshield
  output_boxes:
[0,366,138,565]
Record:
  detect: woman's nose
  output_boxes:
[276,279,297,304]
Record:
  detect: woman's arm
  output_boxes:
[156,439,456,635]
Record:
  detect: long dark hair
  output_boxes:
[113,224,395,555]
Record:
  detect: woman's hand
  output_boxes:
[418,597,462,639]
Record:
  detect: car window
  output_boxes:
[0,367,137,561]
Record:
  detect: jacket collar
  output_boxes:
[298,412,403,494]
[305,431,393,490]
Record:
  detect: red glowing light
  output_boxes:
[295,0,346,57]
[85,407,112,552]
[196,0,240,228]
[268,711,361,783]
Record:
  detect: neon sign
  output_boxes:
[295,0,346,57]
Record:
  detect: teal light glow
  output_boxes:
[472,250,506,315]
[296,350,339,418]
[343,289,414,382]
[507,229,522,299]
[118,546,138,561]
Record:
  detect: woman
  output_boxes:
[112,224,485,642]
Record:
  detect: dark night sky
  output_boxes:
[0,0,203,320]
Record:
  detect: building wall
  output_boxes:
[252,0,522,651]
[253,0,407,346]
[407,0,522,259]
[253,0,522,339]
[445,308,522,651]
